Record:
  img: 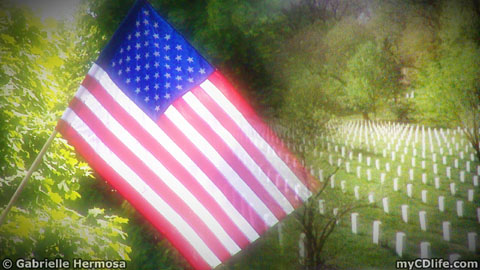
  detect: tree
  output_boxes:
[343,41,401,120]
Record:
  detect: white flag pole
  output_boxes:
[0,129,58,226]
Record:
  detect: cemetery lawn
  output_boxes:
[301,120,479,269]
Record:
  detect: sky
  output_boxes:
[14,0,81,21]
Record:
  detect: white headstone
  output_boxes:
[477,208,480,223]
[318,169,324,182]
[460,171,465,183]
[354,186,360,200]
[473,175,478,187]
[420,242,431,259]
[393,178,398,191]
[454,159,459,168]
[382,197,389,214]
[373,220,381,244]
[466,161,470,172]
[356,166,361,178]
[351,213,359,234]
[299,233,306,260]
[391,152,396,161]
[367,169,372,181]
[421,160,426,169]
[438,196,445,212]
[421,190,427,204]
[396,232,406,257]
[419,211,427,231]
[443,156,447,165]
[432,153,436,163]
[366,156,371,166]
[433,163,438,175]
[447,167,451,179]
[409,169,414,181]
[358,153,362,163]
[435,177,440,189]
[380,173,386,185]
[449,254,461,264]
[422,173,427,184]
[457,200,464,217]
[397,165,402,177]
[386,162,390,172]
[401,205,408,223]
[318,199,325,214]
[450,182,456,196]
[468,189,474,202]
[401,155,405,163]
[411,157,416,167]
[368,193,374,204]
[375,159,380,170]
[468,232,477,252]
[346,162,351,173]
[407,184,413,198]
[443,221,450,241]
[330,177,335,189]
[349,151,353,160]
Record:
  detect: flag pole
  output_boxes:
[0,129,58,226]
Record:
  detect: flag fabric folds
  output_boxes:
[57,0,318,269]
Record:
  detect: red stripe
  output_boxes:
[207,71,319,192]
[172,97,286,220]
[68,97,230,262]
[82,75,250,248]
[191,87,302,208]
[56,119,211,270]
[157,114,268,234]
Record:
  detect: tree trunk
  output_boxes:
[362,112,370,120]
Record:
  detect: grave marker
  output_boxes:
[419,211,427,231]
[401,205,409,223]
[407,184,413,198]
[434,177,440,189]
[373,221,381,244]
[443,221,450,241]
[468,189,474,202]
[354,186,360,200]
[351,213,358,234]
[421,190,427,204]
[438,196,445,212]
[420,242,431,259]
[457,200,464,217]
[468,232,477,252]
[396,232,406,257]
[382,197,389,214]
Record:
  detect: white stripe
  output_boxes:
[87,64,259,242]
[61,108,221,268]
[164,105,278,227]
[182,92,294,214]
[200,79,312,201]
[75,86,240,255]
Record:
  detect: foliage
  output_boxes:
[0,3,130,262]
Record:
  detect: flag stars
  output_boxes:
[135,54,141,60]
[120,48,124,54]
[187,57,193,63]
[135,31,141,38]
[175,66,182,72]
[111,62,116,67]
[144,41,149,47]
[176,85,183,90]
[118,58,123,64]
[144,74,150,80]
[143,19,149,25]
[175,44,182,50]
[154,72,160,79]
[154,94,159,100]
[144,30,149,36]
[117,69,122,75]
[127,45,131,51]
[154,51,160,57]
[164,63,170,69]
[144,85,150,91]
[187,67,193,73]
[153,22,158,28]
[144,96,150,102]
[199,68,206,74]
[164,93,171,99]
[153,33,159,39]
[164,45,170,51]
[135,76,140,83]
[164,55,170,61]
[175,55,182,61]
[155,105,160,111]
[143,10,149,16]
[154,84,160,90]
[175,75,182,81]
[125,67,131,73]
[164,34,171,40]
[135,65,141,71]
[135,43,141,49]
[164,73,171,78]
[145,63,150,69]
[165,82,171,88]
[136,20,140,27]
[154,62,160,68]
[154,43,159,48]
[145,52,150,58]
[126,78,131,84]
[127,34,132,40]
[126,56,131,62]
[188,77,194,83]
[135,87,140,94]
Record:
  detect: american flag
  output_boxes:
[57,0,318,269]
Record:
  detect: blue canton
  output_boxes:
[97,0,213,120]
